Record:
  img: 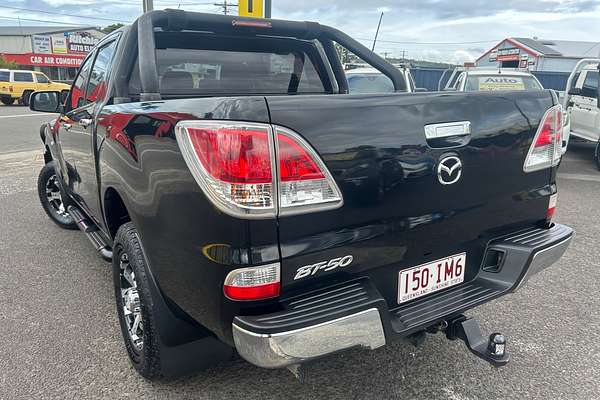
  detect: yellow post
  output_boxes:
[238,0,264,17]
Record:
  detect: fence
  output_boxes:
[409,68,570,91]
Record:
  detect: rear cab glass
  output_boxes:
[13,72,34,82]
[347,73,394,94]
[465,75,542,91]
[129,33,330,97]
[0,71,9,82]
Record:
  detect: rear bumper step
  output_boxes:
[233,223,573,368]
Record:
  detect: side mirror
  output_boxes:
[568,87,582,96]
[29,91,62,113]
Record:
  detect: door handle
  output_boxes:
[80,118,93,128]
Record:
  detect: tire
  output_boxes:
[1,96,15,105]
[21,90,32,106]
[37,161,77,230]
[113,222,162,380]
[595,140,600,171]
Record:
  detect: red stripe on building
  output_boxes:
[1,53,85,67]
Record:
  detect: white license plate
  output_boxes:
[398,253,466,304]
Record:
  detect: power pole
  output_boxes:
[214,0,237,14]
[142,0,153,12]
[371,12,383,52]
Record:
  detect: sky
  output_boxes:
[1,0,599,63]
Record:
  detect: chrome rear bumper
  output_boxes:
[232,308,385,369]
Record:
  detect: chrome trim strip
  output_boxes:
[516,235,573,290]
[424,121,471,140]
[232,308,385,368]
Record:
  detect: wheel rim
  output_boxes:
[45,174,70,218]
[119,252,144,351]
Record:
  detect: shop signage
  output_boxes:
[496,47,520,62]
[51,36,68,54]
[32,35,52,54]
[66,32,100,53]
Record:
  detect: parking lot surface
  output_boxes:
[0,104,599,399]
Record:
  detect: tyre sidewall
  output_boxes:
[22,91,32,106]
[113,223,161,379]
[37,162,77,229]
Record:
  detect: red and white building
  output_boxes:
[0,26,105,81]
[475,37,600,73]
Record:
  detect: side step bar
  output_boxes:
[67,206,113,261]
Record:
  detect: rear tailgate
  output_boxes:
[266,90,556,305]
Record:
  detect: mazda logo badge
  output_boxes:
[437,155,463,185]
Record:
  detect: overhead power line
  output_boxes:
[0,15,93,26]
[356,37,500,45]
[0,5,131,24]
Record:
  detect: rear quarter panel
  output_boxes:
[96,97,279,341]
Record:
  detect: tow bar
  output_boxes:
[445,315,509,367]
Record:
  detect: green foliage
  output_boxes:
[0,55,18,69]
[102,23,125,34]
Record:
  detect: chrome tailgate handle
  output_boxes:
[424,121,471,140]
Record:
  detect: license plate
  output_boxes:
[398,253,466,304]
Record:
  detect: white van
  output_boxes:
[563,60,599,168]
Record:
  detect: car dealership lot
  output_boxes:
[0,105,599,399]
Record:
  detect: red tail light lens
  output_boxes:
[187,126,272,184]
[524,105,563,172]
[278,134,325,181]
[176,121,276,218]
[547,193,557,221]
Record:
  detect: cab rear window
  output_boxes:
[129,33,330,97]
[0,71,9,82]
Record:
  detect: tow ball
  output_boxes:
[445,315,510,367]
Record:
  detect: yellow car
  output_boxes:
[0,69,70,106]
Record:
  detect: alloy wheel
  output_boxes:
[119,252,144,351]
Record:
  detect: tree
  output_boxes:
[0,55,18,69]
[102,23,125,34]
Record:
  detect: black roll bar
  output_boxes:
[127,9,406,100]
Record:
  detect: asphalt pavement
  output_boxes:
[0,104,599,399]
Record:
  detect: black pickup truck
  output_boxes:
[30,10,573,380]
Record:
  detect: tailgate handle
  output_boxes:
[424,121,471,140]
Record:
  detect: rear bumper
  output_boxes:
[233,223,573,369]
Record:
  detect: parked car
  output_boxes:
[346,66,419,93]
[563,59,600,168]
[29,10,572,380]
[0,69,70,106]
[447,69,544,92]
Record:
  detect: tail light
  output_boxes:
[175,121,342,219]
[547,193,557,221]
[524,105,563,172]
[223,263,280,301]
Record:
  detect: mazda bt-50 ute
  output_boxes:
[30,10,573,379]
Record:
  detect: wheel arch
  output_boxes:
[103,186,132,239]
